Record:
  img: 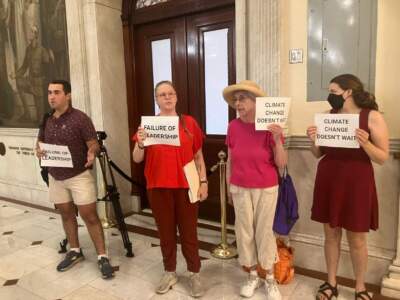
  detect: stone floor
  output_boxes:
[0,199,376,299]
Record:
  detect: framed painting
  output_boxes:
[0,0,69,128]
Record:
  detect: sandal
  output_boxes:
[355,290,372,300]
[316,282,338,300]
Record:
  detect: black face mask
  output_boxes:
[327,93,345,110]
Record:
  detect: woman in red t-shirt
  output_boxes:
[132,81,208,298]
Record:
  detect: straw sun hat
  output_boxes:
[222,80,267,108]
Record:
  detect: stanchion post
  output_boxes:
[211,150,237,259]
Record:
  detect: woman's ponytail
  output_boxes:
[353,90,379,110]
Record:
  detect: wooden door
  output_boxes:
[186,8,236,222]
[129,4,235,223]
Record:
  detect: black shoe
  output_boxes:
[98,257,114,279]
[56,249,84,272]
[316,282,338,300]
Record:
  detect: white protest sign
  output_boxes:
[315,114,359,148]
[141,116,180,146]
[39,143,73,168]
[255,97,291,130]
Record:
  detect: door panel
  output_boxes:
[132,6,235,223]
[135,17,188,116]
[133,17,189,203]
[186,7,236,223]
[203,28,229,135]
[151,38,173,115]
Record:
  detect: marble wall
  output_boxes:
[78,0,133,213]
[0,129,49,207]
[0,0,133,215]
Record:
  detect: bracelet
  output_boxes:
[200,180,208,184]
[138,144,144,150]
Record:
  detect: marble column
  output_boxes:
[235,0,281,96]
[382,159,400,298]
[66,0,133,216]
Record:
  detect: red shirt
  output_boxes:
[132,115,204,189]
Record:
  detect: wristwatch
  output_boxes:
[200,179,208,184]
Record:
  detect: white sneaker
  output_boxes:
[156,272,178,294]
[189,272,204,298]
[240,271,262,298]
[265,277,282,300]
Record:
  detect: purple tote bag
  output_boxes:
[273,167,299,235]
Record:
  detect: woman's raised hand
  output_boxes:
[137,126,147,147]
[268,124,283,143]
[306,125,317,143]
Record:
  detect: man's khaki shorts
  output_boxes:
[49,170,97,206]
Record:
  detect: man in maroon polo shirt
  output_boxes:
[36,80,114,279]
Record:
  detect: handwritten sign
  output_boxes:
[315,114,359,148]
[255,97,291,130]
[141,116,180,146]
[39,143,73,168]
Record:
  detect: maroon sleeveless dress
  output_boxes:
[311,108,378,232]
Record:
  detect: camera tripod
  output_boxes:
[96,131,134,257]
[58,132,134,257]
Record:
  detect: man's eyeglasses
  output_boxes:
[156,92,176,98]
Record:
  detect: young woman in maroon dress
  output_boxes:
[306,74,389,300]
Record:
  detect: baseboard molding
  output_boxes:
[0,179,47,192]
[290,231,395,261]
[0,196,136,217]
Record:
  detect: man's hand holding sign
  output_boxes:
[37,140,98,168]
[38,143,73,168]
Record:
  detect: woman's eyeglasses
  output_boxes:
[156,92,176,98]
[232,94,250,102]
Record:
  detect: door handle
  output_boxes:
[322,38,328,54]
